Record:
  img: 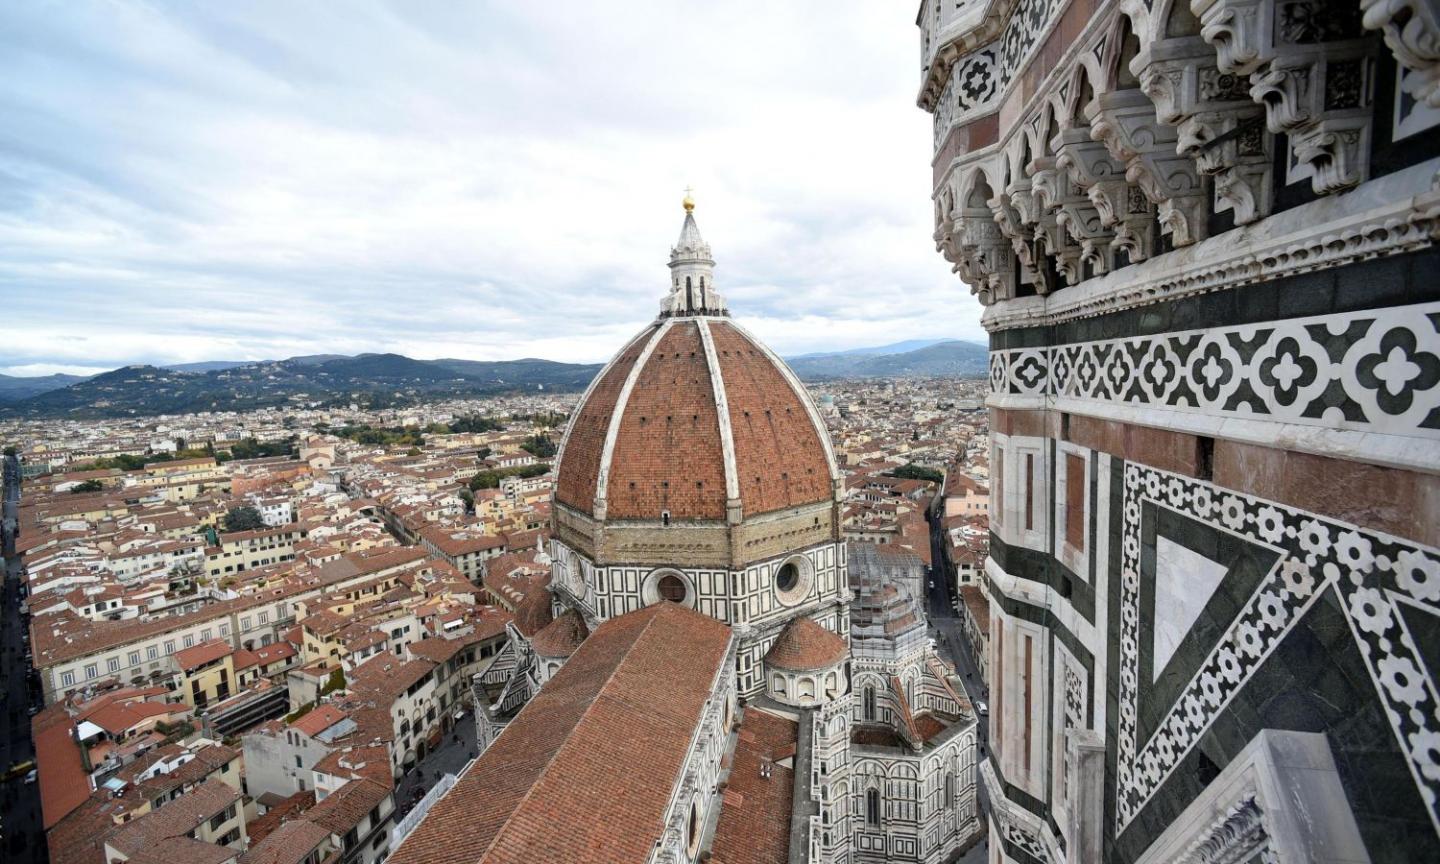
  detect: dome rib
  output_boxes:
[593,320,672,513]
[554,322,659,513]
[726,319,842,485]
[697,318,741,508]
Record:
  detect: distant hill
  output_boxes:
[162,361,252,373]
[0,339,986,419]
[0,372,87,402]
[433,358,602,390]
[789,338,950,359]
[787,340,988,380]
[0,354,605,419]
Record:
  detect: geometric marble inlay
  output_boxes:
[1153,537,1229,682]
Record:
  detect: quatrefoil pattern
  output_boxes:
[1115,463,1440,836]
[943,0,1064,130]
[990,303,1440,440]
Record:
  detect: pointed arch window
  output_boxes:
[865,788,880,826]
[863,685,876,721]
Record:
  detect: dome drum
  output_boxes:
[553,496,838,571]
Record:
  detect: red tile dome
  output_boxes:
[555,317,837,523]
[765,616,848,671]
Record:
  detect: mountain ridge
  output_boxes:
[0,339,988,418]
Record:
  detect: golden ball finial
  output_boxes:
[682,185,695,212]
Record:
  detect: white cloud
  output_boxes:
[0,1,982,374]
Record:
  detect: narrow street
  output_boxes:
[927,505,993,864]
[925,506,989,748]
[392,707,478,822]
[1,452,47,864]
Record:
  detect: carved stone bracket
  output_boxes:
[990,192,1045,288]
[1139,32,1275,224]
[1195,0,1376,195]
[1055,127,1132,265]
[1195,0,1276,76]
[943,204,1017,306]
[1031,156,1088,287]
[1362,0,1440,109]
[1250,39,1375,193]
[1092,88,1210,246]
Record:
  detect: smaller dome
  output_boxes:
[531,608,589,659]
[514,589,554,638]
[766,617,847,672]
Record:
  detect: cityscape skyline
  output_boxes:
[0,1,979,377]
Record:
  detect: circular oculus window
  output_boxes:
[773,555,814,606]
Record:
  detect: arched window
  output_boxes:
[865,788,880,826]
[945,771,955,809]
[773,674,787,694]
[863,685,876,721]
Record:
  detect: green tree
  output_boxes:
[4,445,18,457]
[888,463,944,483]
[448,415,503,434]
[70,479,104,494]
[469,470,501,490]
[222,505,266,532]
[521,434,557,459]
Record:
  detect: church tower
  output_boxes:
[550,195,851,697]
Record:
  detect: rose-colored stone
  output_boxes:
[1214,441,1440,547]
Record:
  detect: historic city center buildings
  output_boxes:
[390,203,984,864]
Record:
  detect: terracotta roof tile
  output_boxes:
[764,616,847,671]
[554,319,834,523]
[606,322,728,520]
[529,608,588,658]
[389,604,732,864]
[710,709,797,864]
[555,324,659,512]
[709,321,832,516]
[237,818,331,864]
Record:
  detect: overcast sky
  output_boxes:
[0,1,980,376]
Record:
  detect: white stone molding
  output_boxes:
[980,760,1064,863]
[724,319,844,491]
[592,319,672,518]
[1064,730,1106,864]
[1134,730,1371,864]
[553,322,657,487]
[639,567,696,609]
[696,319,742,523]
